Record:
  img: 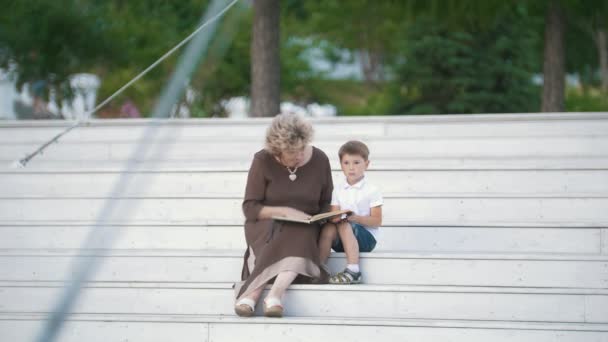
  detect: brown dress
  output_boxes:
[236,146,333,299]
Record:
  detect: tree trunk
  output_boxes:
[597,29,608,93]
[359,50,384,84]
[541,1,566,112]
[250,0,280,117]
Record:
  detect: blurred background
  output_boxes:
[1,0,607,119]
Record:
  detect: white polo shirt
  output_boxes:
[331,176,383,238]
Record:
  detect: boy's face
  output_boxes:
[340,153,369,184]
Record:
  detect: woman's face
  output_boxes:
[279,146,306,168]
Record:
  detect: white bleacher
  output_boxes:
[1,112,607,341]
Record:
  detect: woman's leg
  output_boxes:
[235,282,266,317]
[242,285,264,303]
[261,271,297,317]
[319,223,338,264]
[268,271,298,299]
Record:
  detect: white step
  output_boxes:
[9,156,608,170]
[6,157,608,173]
[1,250,606,288]
[2,113,607,144]
[1,282,606,323]
[3,169,608,198]
[0,122,385,143]
[4,137,608,163]
[2,313,608,342]
[1,225,604,254]
[1,197,606,226]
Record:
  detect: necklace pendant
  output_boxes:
[289,174,297,181]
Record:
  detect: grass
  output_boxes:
[565,87,608,112]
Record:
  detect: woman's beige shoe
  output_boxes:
[234,298,256,317]
[263,297,284,318]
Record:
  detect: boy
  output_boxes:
[319,140,383,284]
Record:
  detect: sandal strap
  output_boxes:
[331,272,349,283]
[236,297,256,311]
[342,268,361,280]
[330,268,361,284]
[264,296,283,309]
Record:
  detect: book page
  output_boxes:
[272,209,351,224]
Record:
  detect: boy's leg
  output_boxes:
[336,221,360,265]
[319,222,338,264]
[329,221,362,284]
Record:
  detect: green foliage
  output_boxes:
[564,0,608,89]
[394,10,542,114]
[188,5,252,117]
[96,0,216,116]
[0,0,117,94]
[2,0,605,117]
[565,88,608,111]
[187,5,318,117]
[279,78,396,116]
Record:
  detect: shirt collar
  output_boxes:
[343,176,366,189]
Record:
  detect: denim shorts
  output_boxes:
[332,222,377,253]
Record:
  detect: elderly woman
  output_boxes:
[234,113,332,317]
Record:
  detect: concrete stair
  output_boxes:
[1,113,607,341]
[1,282,607,322]
[3,313,607,342]
[3,169,608,197]
[1,250,607,288]
[1,224,604,253]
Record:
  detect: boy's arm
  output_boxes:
[347,205,382,227]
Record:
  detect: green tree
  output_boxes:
[0,0,117,95]
[395,9,540,114]
[284,0,408,84]
[568,0,608,94]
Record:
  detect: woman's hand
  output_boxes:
[279,207,312,221]
[257,206,311,220]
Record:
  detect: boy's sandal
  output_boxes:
[329,268,362,284]
[234,297,256,317]
[263,297,284,318]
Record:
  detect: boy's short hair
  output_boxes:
[339,140,370,161]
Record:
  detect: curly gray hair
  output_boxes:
[265,113,314,156]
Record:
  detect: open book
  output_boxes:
[272,209,352,224]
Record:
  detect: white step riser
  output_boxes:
[1,320,204,342]
[1,286,606,323]
[171,322,608,342]
[3,117,608,143]
[3,319,608,342]
[3,170,608,198]
[2,255,606,288]
[2,198,607,226]
[4,137,608,162]
[2,226,603,254]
